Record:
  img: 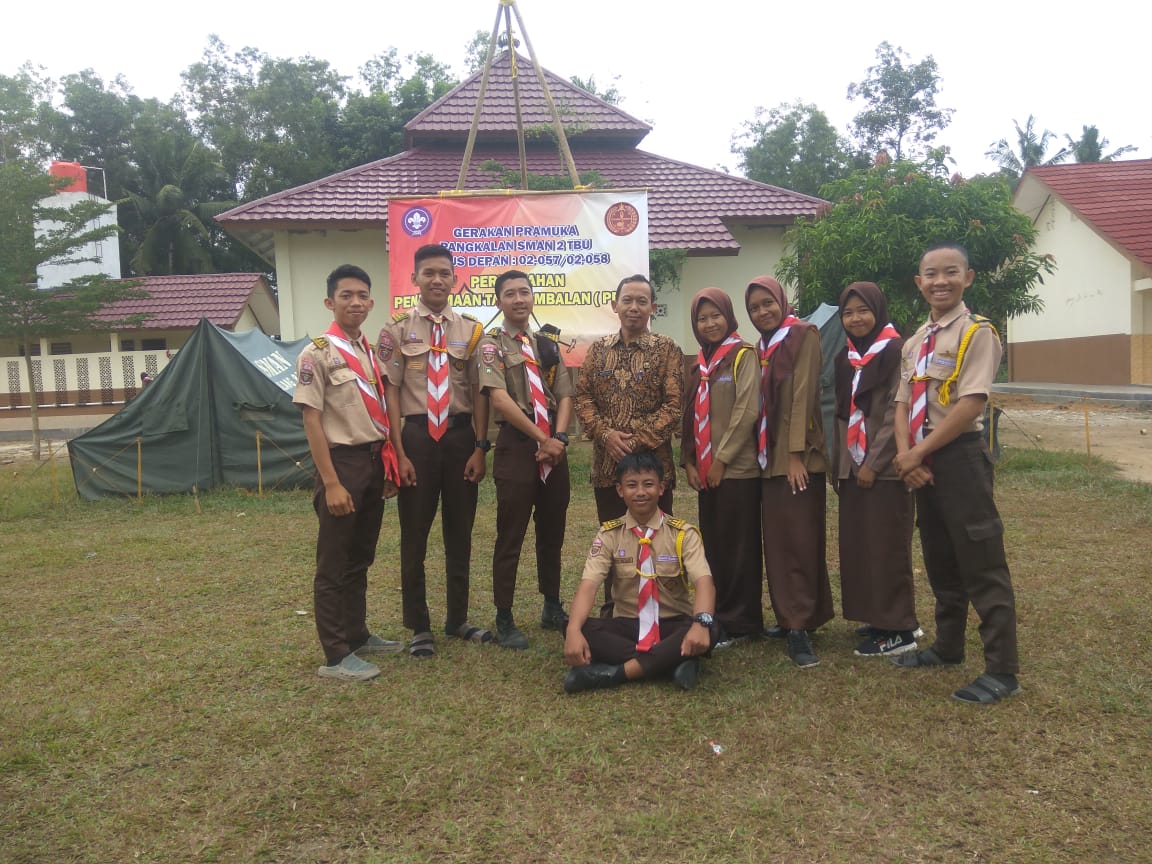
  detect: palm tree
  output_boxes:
[1064,125,1137,163]
[986,116,1069,181]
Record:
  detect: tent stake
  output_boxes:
[256,430,264,497]
[136,437,143,503]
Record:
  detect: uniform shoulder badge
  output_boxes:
[311,336,328,349]
[391,311,409,323]
[461,312,480,323]
[488,326,503,337]
[666,516,688,529]
[600,518,624,530]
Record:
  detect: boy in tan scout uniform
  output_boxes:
[892,242,1021,705]
[379,244,491,659]
[477,270,573,650]
[294,264,403,682]
[563,452,717,693]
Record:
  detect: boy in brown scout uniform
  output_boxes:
[477,270,573,650]
[379,244,491,659]
[892,242,1021,705]
[563,452,717,693]
[294,264,403,681]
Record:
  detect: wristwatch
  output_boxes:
[553,432,570,446]
[693,612,714,629]
[474,439,492,452]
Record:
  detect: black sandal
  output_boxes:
[409,631,435,658]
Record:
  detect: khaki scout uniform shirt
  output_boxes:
[763,327,828,478]
[292,336,383,447]
[895,303,1000,434]
[378,301,483,417]
[580,512,711,619]
[477,326,574,422]
[684,343,760,479]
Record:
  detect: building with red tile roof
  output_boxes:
[1010,160,1152,385]
[93,273,278,332]
[217,51,825,346]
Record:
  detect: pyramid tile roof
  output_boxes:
[216,145,825,261]
[404,51,650,147]
[93,273,273,329]
[1024,160,1152,267]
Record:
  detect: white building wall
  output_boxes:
[1009,197,1132,344]
[35,191,122,289]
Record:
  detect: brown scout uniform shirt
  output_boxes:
[575,331,685,488]
[762,327,828,478]
[684,343,761,479]
[378,300,482,416]
[833,364,901,480]
[477,326,574,421]
[580,512,711,619]
[895,303,999,434]
[292,336,382,447]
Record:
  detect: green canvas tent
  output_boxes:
[802,302,846,439]
[69,319,315,500]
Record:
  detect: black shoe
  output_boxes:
[856,623,926,639]
[854,630,917,657]
[764,624,787,639]
[496,614,529,650]
[563,663,622,694]
[540,599,569,631]
[787,629,820,668]
[673,657,701,691]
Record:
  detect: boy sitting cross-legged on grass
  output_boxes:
[562,452,717,693]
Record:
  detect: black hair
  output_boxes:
[615,273,655,301]
[615,451,664,483]
[920,242,970,269]
[326,264,371,299]
[414,243,455,269]
[494,269,532,298]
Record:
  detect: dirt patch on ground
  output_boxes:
[993,394,1152,484]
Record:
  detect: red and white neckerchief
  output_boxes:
[755,314,802,469]
[509,329,553,483]
[633,517,662,652]
[846,323,901,465]
[693,334,743,481]
[908,322,942,448]
[426,314,450,440]
[323,323,400,485]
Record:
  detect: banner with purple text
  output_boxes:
[387,191,648,365]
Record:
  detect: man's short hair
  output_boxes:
[615,274,655,301]
[615,450,664,483]
[494,269,532,298]
[326,264,371,298]
[920,242,970,269]
[414,243,455,269]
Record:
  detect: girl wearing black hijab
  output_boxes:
[681,287,763,643]
[833,282,919,657]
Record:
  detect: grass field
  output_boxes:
[1,443,1150,863]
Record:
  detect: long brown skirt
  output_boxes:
[838,476,917,631]
[698,477,763,636]
[761,475,833,631]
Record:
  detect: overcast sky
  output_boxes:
[3,0,1145,181]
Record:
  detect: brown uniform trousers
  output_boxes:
[313,444,386,665]
[916,432,1018,675]
[398,414,477,634]
[491,424,570,609]
[583,616,715,678]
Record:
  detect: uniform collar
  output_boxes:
[415,299,458,322]
[623,510,665,533]
[927,302,969,332]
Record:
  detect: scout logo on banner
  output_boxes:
[387,191,648,365]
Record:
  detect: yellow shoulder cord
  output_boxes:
[732,346,752,381]
[466,321,484,358]
[937,321,999,407]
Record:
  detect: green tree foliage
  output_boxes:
[733,101,854,197]
[0,65,55,163]
[0,161,145,457]
[776,160,1054,333]
[569,74,623,106]
[1064,125,1137,164]
[985,115,1068,182]
[847,43,953,162]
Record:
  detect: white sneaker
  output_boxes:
[317,654,380,681]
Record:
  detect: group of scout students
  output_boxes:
[294,241,1021,706]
